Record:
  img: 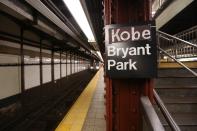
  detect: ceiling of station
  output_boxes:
[47,0,105,54]
[159,1,197,35]
[81,0,104,54]
[2,0,194,59]
[0,0,101,60]
[40,0,105,58]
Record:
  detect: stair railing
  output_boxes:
[175,25,197,45]
[151,30,197,131]
[157,30,197,77]
[157,30,197,59]
[153,89,181,131]
[140,96,165,131]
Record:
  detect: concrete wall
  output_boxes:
[67,62,71,76]
[62,63,66,77]
[0,54,21,99]
[54,63,60,80]
[0,40,89,100]
[25,65,40,89]
[43,65,51,83]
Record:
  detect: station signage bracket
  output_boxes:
[105,22,157,78]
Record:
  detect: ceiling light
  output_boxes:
[151,11,156,17]
[97,51,104,62]
[63,0,95,42]
[178,57,197,62]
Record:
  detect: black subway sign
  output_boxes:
[105,23,157,78]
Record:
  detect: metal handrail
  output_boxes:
[158,47,197,77]
[157,30,197,48]
[153,89,181,131]
[175,25,197,37]
[155,30,197,131]
[140,96,165,131]
[157,30,197,76]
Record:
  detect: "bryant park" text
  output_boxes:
[107,44,152,70]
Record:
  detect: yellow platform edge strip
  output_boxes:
[55,69,101,131]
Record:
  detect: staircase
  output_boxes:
[155,67,197,131]
[155,27,197,131]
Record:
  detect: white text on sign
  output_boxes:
[108,26,151,44]
[107,44,151,58]
[105,23,157,78]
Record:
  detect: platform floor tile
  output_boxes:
[55,69,101,131]
[82,68,106,131]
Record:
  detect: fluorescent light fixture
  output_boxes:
[151,11,156,17]
[97,51,104,62]
[63,0,95,42]
[96,66,99,70]
[178,57,197,62]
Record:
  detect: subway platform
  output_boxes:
[56,68,106,131]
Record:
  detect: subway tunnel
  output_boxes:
[0,0,197,131]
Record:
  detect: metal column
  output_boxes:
[104,0,153,131]
[20,28,25,93]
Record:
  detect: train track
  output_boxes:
[0,70,95,131]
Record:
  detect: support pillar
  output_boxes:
[39,39,43,86]
[104,0,153,131]
[20,28,25,93]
